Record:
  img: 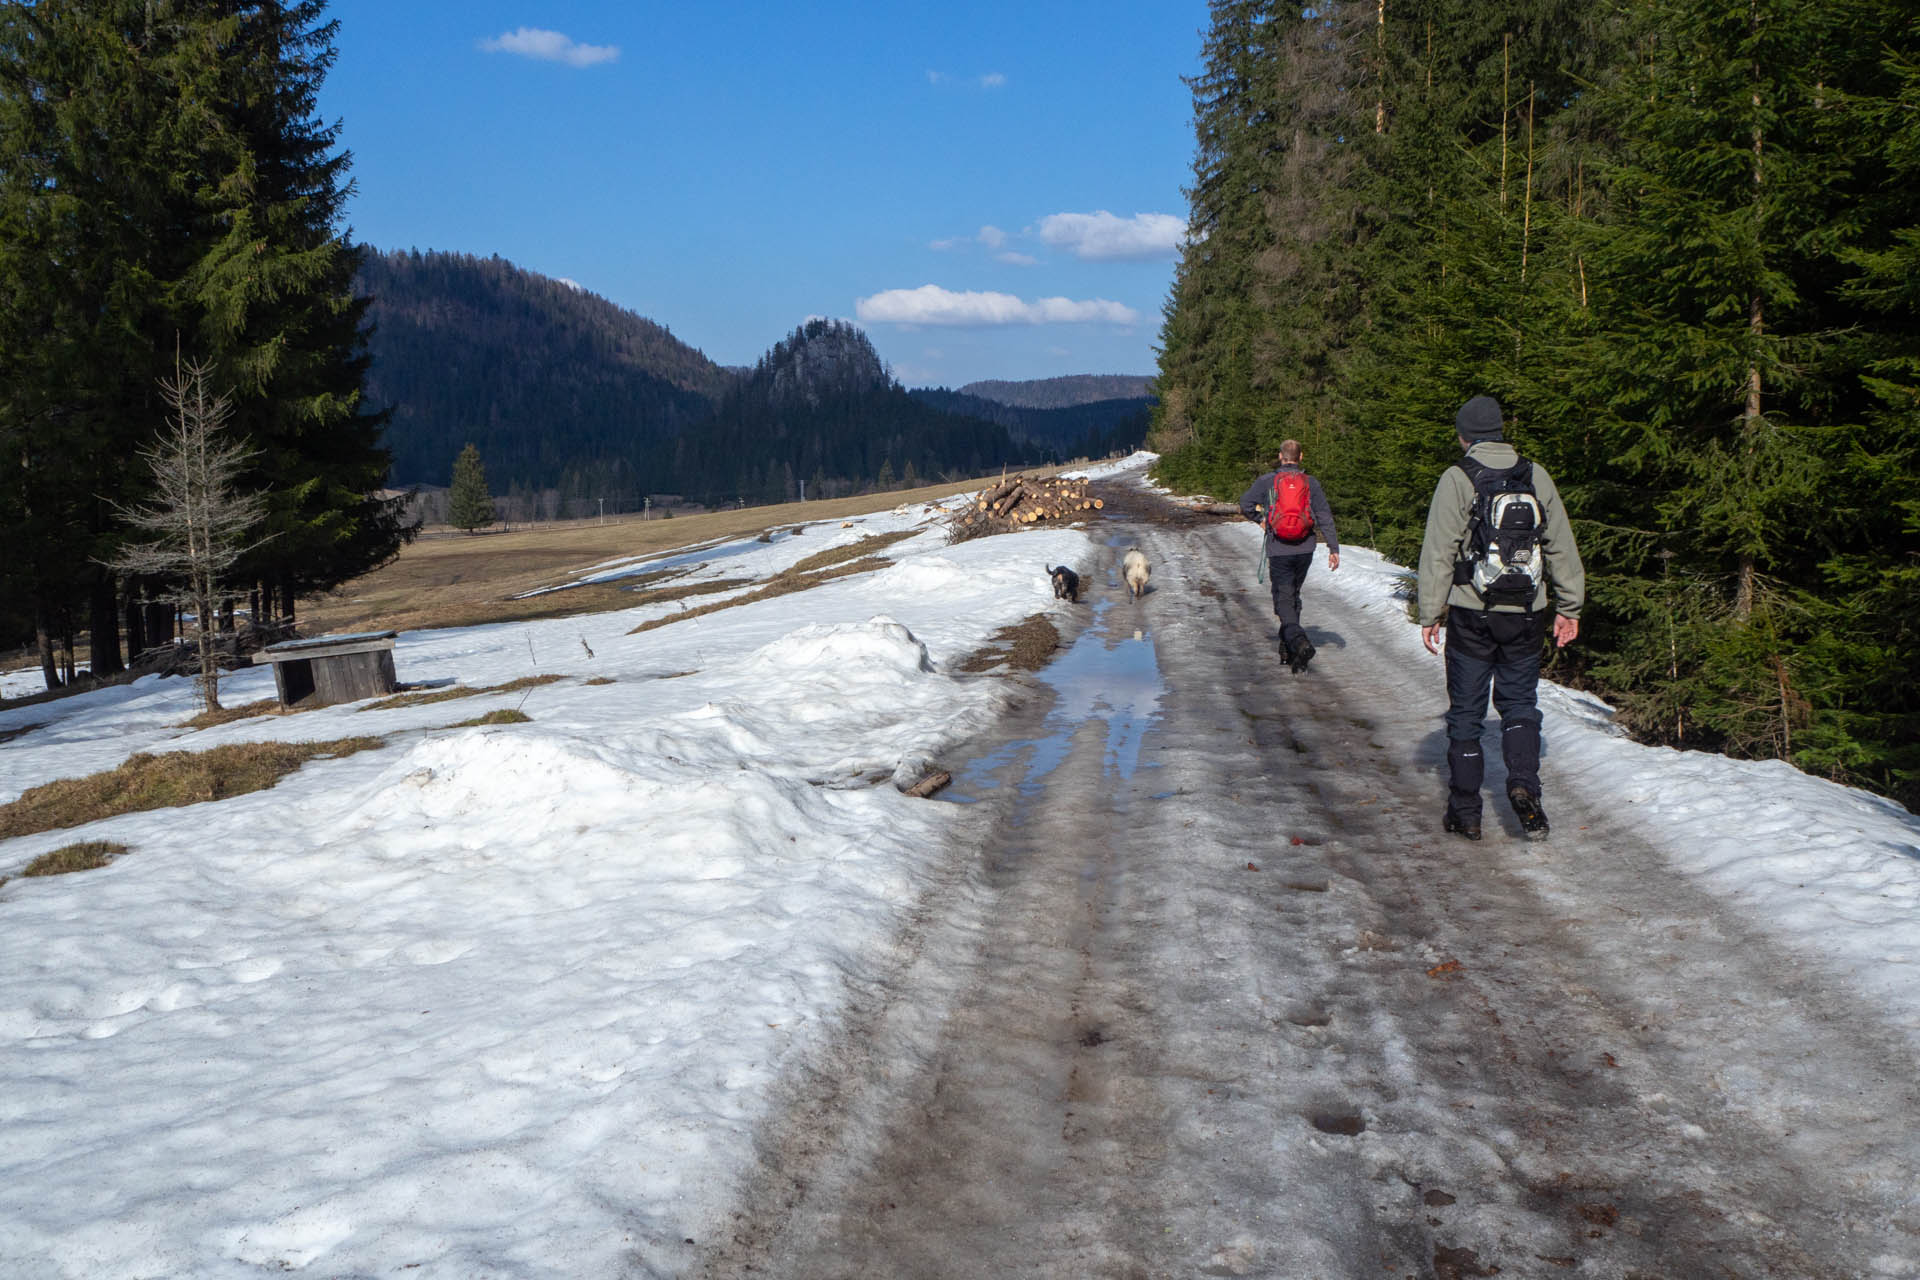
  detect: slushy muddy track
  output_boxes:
[690,479,1920,1280]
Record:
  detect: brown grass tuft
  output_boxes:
[958,614,1060,673]
[23,840,130,878]
[787,529,920,574]
[583,676,616,686]
[179,698,288,729]
[0,738,386,840]
[623,577,755,608]
[625,532,921,637]
[628,557,894,634]
[362,674,564,712]
[450,708,532,728]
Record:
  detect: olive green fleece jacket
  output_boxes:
[1416,442,1585,626]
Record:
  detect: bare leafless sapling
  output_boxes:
[105,361,268,712]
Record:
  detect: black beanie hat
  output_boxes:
[1455,395,1504,442]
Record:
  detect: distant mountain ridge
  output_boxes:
[357,249,727,490]
[908,388,1151,458]
[958,374,1154,409]
[358,251,1128,509]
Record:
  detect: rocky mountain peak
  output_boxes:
[760,318,890,407]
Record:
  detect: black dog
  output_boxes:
[1048,565,1081,603]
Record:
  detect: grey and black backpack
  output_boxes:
[1452,455,1546,606]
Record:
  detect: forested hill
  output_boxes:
[908,388,1151,458]
[1150,2,1920,809]
[960,374,1153,409]
[652,320,1041,507]
[357,249,728,490]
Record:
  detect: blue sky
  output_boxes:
[319,1,1201,388]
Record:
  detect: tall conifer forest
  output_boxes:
[1152,0,1920,808]
[0,1,409,691]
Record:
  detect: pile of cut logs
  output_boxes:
[947,473,1104,543]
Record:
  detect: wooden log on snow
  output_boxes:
[904,769,952,798]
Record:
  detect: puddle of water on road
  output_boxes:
[945,598,1167,804]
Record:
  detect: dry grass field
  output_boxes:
[1,465,1086,704]
[298,470,1062,637]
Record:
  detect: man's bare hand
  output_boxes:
[1328,551,1341,571]
[1421,623,1442,654]
[1553,615,1579,648]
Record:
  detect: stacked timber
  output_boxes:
[947,474,1104,543]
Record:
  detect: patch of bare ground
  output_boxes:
[178,698,292,729]
[957,613,1060,673]
[626,530,921,636]
[621,577,755,609]
[0,722,46,744]
[22,840,129,879]
[0,840,132,891]
[448,708,532,728]
[0,738,386,840]
[360,674,564,712]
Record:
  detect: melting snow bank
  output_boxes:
[0,456,1146,1279]
[1294,531,1920,1039]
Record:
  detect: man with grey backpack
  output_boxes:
[1417,396,1585,841]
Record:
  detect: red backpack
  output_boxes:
[1266,471,1314,542]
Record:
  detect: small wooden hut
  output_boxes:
[254,632,399,707]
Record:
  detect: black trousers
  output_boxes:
[1266,552,1313,654]
[1442,608,1547,819]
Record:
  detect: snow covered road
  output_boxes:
[4,456,1917,1278]
[699,479,1920,1278]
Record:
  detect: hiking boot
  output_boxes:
[1443,812,1482,842]
[1509,787,1549,840]
[1288,640,1316,675]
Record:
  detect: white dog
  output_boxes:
[1122,548,1150,600]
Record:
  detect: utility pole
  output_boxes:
[643,496,652,520]
[597,497,604,525]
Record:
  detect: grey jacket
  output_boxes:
[1240,466,1339,558]
[1416,442,1585,624]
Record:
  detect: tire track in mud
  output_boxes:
[691,478,1920,1279]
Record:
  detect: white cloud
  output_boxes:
[479,27,620,68]
[977,225,1007,249]
[930,236,965,251]
[855,285,1138,328]
[995,251,1037,267]
[927,70,1006,91]
[1036,210,1186,261]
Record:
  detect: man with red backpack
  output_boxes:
[1239,440,1340,673]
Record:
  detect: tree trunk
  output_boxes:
[124,579,147,658]
[147,601,171,649]
[90,574,125,676]
[61,609,77,685]
[34,595,61,690]
[280,581,298,628]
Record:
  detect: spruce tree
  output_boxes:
[184,1,410,619]
[448,444,495,533]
